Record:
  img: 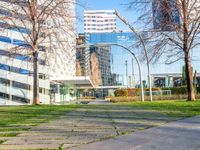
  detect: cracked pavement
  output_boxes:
[0,105,179,150]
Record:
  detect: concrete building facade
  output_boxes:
[84,10,117,33]
[0,0,77,105]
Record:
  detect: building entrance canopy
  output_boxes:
[50,76,94,88]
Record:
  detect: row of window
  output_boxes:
[0,63,48,80]
[85,16,115,20]
[0,36,46,51]
[0,92,30,103]
[0,22,31,34]
[84,28,116,31]
[0,21,48,38]
[0,77,50,95]
[85,23,116,26]
[84,19,116,22]
[0,8,29,21]
[0,0,28,7]
[0,49,46,66]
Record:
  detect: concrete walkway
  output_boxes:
[88,98,110,104]
[0,105,177,150]
[71,115,200,150]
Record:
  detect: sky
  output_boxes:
[76,0,138,33]
[75,0,183,85]
[76,0,145,84]
[75,0,200,85]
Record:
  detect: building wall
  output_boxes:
[90,46,112,86]
[0,0,76,105]
[84,10,117,33]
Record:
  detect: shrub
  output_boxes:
[162,86,187,95]
[114,89,128,97]
[108,94,200,103]
[127,88,134,96]
[197,87,200,94]
[79,96,96,100]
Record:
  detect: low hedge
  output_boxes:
[114,89,128,97]
[79,96,96,100]
[114,88,162,97]
[162,86,187,95]
[114,87,199,98]
[196,87,200,93]
[108,95,200,103]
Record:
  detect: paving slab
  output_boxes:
[71,116,200,150]
[0,144,59,150]
[0,105,181,149]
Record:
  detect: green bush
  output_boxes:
[114,88,163,97]
[80,96,96,100]
[127,88,134,96]
[196,87,200,94]
[162,86,187,95]
[128,88,162,96]
[109,94,200,103]
[114,89,128,97]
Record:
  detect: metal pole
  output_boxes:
[111,44,144,102]
[115,10,152,102]
[125,60,128,88]
[132,58,135,87]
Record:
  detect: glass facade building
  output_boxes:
[87,32,200,87]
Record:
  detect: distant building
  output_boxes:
[90,46,112,86]
[111,73,134,87]
[152,73,200,88]
[84,10,117,33]
[76,34,112,87]
[76,34,90,76]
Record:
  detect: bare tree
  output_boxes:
[126,0,200,101]
[1,0,76,104]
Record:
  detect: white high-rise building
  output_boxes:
[84,10,117,33]
[0,0,77,105]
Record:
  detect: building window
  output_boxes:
[12,95,30,103]
[0,78,10,86]
[12,81,30,90]
[39,88,49,95]
[0,92,9,100]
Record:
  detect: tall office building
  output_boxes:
[84,10,117,33]
[0,0,76,105]
[76,34,113,87]
[90,46,112,86]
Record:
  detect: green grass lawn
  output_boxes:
[0,105,79,136]
[122,100,200,117]
[0,100,200,139]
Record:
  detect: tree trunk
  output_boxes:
[185,52,195,101]
[182,1,195,101]
[33,51,39,105]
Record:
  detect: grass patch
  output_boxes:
[0,140,6,144]
[120,100,200,117]
[0,105,79,137]
[0,127,30,132]
[0,133,19,137]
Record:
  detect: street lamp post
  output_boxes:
[110,43,144,102]
[115,10,153,102]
